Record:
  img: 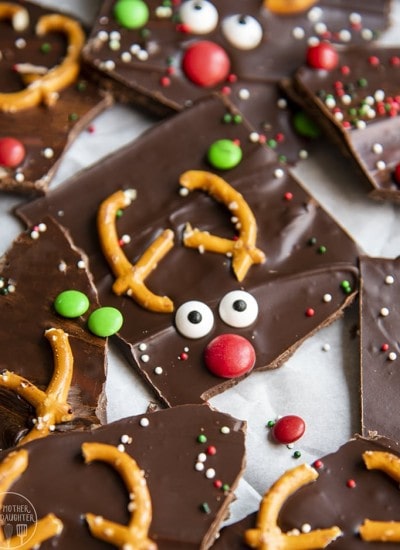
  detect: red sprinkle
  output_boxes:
[306,42,339,71]
[213,479,223,489]
[368,55,380,66]
[284,192,293,201]
[346,479,356,489]
[340,65,351,75]
[313,459,324,470]
[305,307,315,317]
[381,343,389,352]
[207,445,217,455]
[179,352,189,361]
[272,415,306,445]
[160,76,171,87]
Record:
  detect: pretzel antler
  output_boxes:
[0,7,85,112]
[97,189,174,313]
[180,170,266,282]
[0,449,63,548]
[244,463,342,549]
[82,442,157,549]
[0,327,73,445]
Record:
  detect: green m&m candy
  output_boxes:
[207,139,243,170]
[88,307,124,337]
[54,290,90,318]
[114,0,149,29]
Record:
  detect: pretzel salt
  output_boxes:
[0,449,63,548]
[82,442,157,549]
[359,450,400,542]
[244,463,342,549]
[0,328,73,445]
[180,170,266,282]
[97,189,174,313]
[0,7,85,112]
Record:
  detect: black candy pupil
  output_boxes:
[233,299,247,312]
[188,310,202,324]
[238,15,247,25]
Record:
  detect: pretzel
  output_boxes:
[359,450,400,542]
[244,463,342,549]
[0,327,73,445]
[82,442,157,549]
[265,0,318,14]
[97,189,175,313]
[0,10,85,112]
[180,170,266,282]
[0,2,29,31]
[0,449,63,548]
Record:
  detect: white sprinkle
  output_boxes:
[156,5,172,17]
[341,94,352,105]
[205,468,216,479]
[389,352,397,361]
[298,149,308,160]
[238,88,250,100]
[121,51,132,62]
[99,16,109,25]
[7,284,15,293]
[110,31,121,41]
[376,160,386,171]
[334,112,344,122]
[249,131,260,143]
[380,307,390,317]
[292,27,305,39]
[140,417,149,427]
[103,59,116,71]
[140,354,150,363]
[349,12,362,24]
[302,523,312,533]
[15,38,26,49]
[77,259,86,269]
[195,462,205,472]
[322,343,331,352]
[325,97,336,109]
[197,452,207,463]
[30,230,39,240]
[42,147,54,159]
[117,444,125,452]
[15,172,25,182]
[308,7,322,22]
[274,168,284,179]
[374,89,385,102]
[179,187,189,197]
[277,98,287,109]
[220,426,230,435]
[38,223,47,232]
[338,29,352,42]
[109,39,120,51]
[137,49,149,61]
[139,342,147,351]
[361,28,374,41]
[120,434,131,444]
[154,366,163,375]
[97,30,109,41]
[58,261,67,272]
[356,120,367,130]
[385,275,395,285]
[130,44,141,54]
[372,143,383,154]
[323,293,332,303]
[314,22,327,35]
[307,36,320,47]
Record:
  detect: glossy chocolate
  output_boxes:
[290,46,400,201]
[360,256,400,443]
[0,404,246,549]
[18,96,360,407]
[0,216,107,449]
[0,0,112,194]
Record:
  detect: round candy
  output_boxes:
[207,139,242,170]
[306,42,339,71]
[293,111,321,139]
[0,137,26,167]
[272,415,306,444]
[54,290,90,318]
[204,333,256,378]
[88,307,124,337]
[182,41,230,87]
[221,14,263,50]
[114,0,149,29]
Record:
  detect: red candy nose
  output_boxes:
[182,40,230,87]
[204,333,256,378]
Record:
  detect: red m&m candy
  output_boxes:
[272,415,306,444]
[204,333,255,378]
[182,41,230,87]
[306,42,339,71]
[0,137,25,167]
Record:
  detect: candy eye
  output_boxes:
[221,14,263,50]
[219,290,258,328]
[175,300,214,338]
[179,0,218,34]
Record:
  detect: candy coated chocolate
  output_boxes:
[0,404,246,549]
[18,96,360,407]
[0,217,107,450]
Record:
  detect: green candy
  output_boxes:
[114,0,149,29]
[207,139,243,170]
[88,307,124,337]
[293,111,321,139]
[54,290,90,318]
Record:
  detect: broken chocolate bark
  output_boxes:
[0,403,246,549]
[288,45,400,201]
[17,95,360,407]
[360,255,400,443]
[0,216,107,450]
[0,0,112,194]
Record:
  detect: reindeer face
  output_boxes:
[18,95,359,406]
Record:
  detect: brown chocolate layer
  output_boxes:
[0,0,112,194]
[0,216,107,449]
[0,404,246,549]
[17,95,360,407]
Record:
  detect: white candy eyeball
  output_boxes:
[219,290,258,328]
[222,14,263,50]
[175,300,214,338]
[179,0,218,34]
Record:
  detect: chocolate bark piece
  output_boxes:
[288,45,400,202]
[17,95,360,407]
[0,216,107,450]
[0,0,112,195]
[82,0,390,116]
[360,255,400,443]
[0,403,246,549]
[214,436,400,549]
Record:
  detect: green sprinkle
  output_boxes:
[308,237,317,246]
[223,113,232,124]
[54,290,90,318]
[358,78,368,88]
[267,138,277,149]
[87,306,124,337]
[68,112,79,122]
[113,0,149,29]
[222,483,230,492]
[116,209,124,218]
[200,502,211,514]
[266,420,275,428]
[317,245,327,254]
[233,114,242,124]
[278,154,287,164]
[140,27,151,39]
[197,434,207,444]
[293,450,302,459]
[207,139,242,170]
[340,280,352,294]
[76,80,87,92]
[40,42,51,54]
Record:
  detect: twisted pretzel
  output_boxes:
[244,463,342,549]
[0,6,85,112]
[82,442,157,549]
[97,189,174,313]
[0,449,63,548]
[0,328,73,445]
[180,170,266,282]
[359,450,400,542]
